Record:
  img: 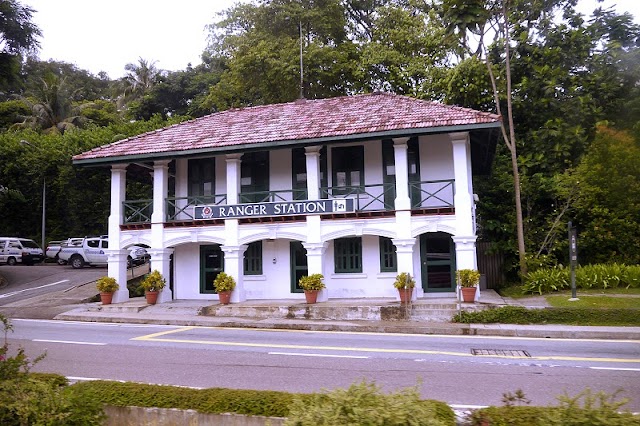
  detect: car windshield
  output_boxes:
[21,240,39,248]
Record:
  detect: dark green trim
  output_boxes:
[379,236,397,272]
[243,241,263,275]
[200,245,224,294]
[290,241,307,293]
[334,237,363,273]
[72,122,501,167]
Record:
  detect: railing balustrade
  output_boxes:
[121,180,455,224]
[320,183,395,212]
[123,199,153,224]
[409,179,454,209]
[166,194,227,221]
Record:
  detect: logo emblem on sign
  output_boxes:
[333,199,347,212]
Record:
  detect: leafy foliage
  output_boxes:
[453,306,640,326]
[0,314,105,425]
[298,273,325,291]
[466,389,640,426]
[284,380,452,426]
[522,264,640,295]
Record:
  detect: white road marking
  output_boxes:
[590,367,640,372]
[13,318,177,328]
[0,280,69,298]
[33,339,106,346]
[269,351,369,359]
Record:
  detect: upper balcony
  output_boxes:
[121,179,455,229]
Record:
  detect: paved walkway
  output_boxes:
[43,282,640,340]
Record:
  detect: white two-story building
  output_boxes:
[73,93,501,304]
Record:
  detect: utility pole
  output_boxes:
[299,20,304,99]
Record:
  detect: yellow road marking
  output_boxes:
[133,325,640,344]
[131,327,640,363]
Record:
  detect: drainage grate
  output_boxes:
[471,348,531,357]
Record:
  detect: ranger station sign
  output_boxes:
[194,198,355,220]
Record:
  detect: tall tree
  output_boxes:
[0,0,41,93]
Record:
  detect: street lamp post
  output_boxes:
[20,140,46,253]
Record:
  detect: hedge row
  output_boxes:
[452,306,640,326]
[523,263,640,294]
[68,380,455,425]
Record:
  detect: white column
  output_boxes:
[392,138,411,211]
[451,133,479,300]
[303,242,328,302]
[151,160,170,248]
[221,245,247,302]
[304,146,321,200]
[225,154,242,205]
[148,248,174,303]
[451,132,474,236]
[392,238,417,301]
[174,158,188,220]
[107,164,129,302]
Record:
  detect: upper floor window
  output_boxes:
[241,151,269,203]
[332,146,364,194]
[334,237,362,273]
[188,158,215,198]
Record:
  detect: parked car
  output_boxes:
[0,237,45,265]
[58,237,149,269]
[45,240,64,264]
[128,245,151,267]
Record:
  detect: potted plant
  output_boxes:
[457,269,481,303]
[298,273,325,304]
[213,272,236,305]
[140,270,166,305]
[96,276,119,305]
[393,272,415,304]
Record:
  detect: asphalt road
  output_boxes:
[7,319,640,411]
[0,263,106,318]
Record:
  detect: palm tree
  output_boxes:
[13,72,91,134]
[119,57,162,102]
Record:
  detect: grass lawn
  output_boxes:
[546,294,640,309]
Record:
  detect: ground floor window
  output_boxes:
[243,241,262,275]
[379,237,397,272]
[334,237,362,273]
[200,245,223,294]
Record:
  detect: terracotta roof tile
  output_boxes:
[74,93,501,162]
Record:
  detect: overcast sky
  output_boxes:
[23,0,640,80]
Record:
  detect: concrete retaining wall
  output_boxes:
[103,405,286,426]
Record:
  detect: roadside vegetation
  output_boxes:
[2,314,638,425]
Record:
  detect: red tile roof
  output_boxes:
[73,93,501,163]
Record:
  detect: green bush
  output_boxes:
[466,389,640,425]
[284,380,454,426]
[453,306,640,326]
[0,314,104,426]
[69,381,294,417]
[523,264,640,294]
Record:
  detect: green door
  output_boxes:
[200,245,224,294]
[290,241,308,293]
[420,233,455,292]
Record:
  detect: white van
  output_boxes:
[0,237,45,265]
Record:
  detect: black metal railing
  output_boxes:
[123,199,153,224]
[409,179,454,209]
[320,182,396,212]
[166,194,227,221]
[121,179,455,224]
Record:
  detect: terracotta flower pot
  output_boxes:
[398,288,413,304]
[304,289,319,304]
[218,291,232,305]
[100,292,114,305]
[145,290,159,305]
[461,286,477,303]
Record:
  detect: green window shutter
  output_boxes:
[379,237,397,272]
[334,237,362,273]
[243,241,263,275]
[188,158,215,198]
